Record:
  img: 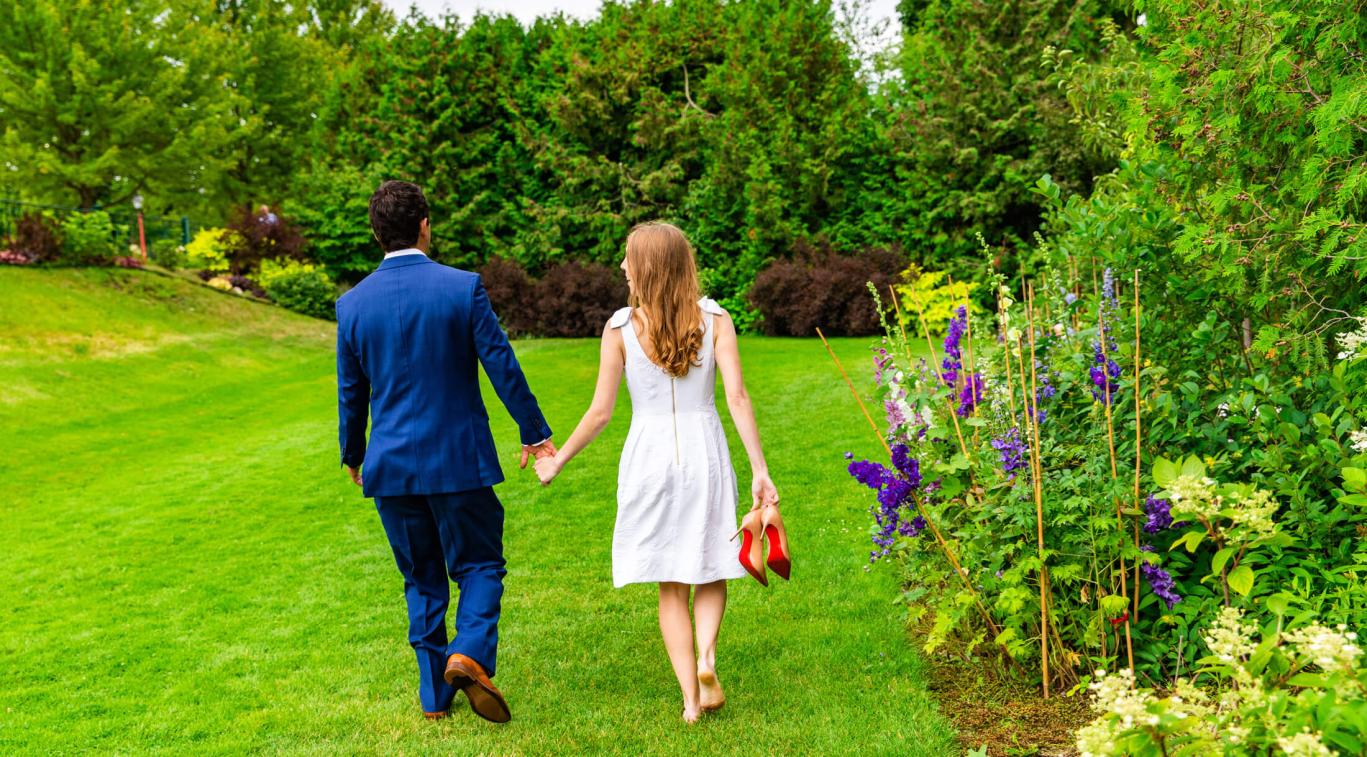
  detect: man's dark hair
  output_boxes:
[368,180,429,252]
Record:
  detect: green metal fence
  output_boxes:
[0,197,191,249]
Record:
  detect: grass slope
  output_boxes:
[0,268,954,755]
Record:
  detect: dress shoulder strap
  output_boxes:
[608,306,632,329]
[698,298,726,317]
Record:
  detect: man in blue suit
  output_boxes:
[336,180,555,723]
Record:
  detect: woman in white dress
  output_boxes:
[534,221,786,723]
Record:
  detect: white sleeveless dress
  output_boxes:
[607,299,748,588]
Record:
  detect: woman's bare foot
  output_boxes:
[682,703,702,724]
[698,667,725,712]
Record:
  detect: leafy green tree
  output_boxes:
[204,0,340,210]
[0,1,243,214]
[868,0,1130,280]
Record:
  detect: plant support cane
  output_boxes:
[1098,300,1136,682]
[1024,286,1050,698]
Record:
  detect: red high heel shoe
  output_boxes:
[760,503,791,581]
[730,508,767,586]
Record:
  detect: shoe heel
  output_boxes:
[738,529,768,586]
[764,524,791,580]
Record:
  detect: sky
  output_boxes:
[379,0,903,38]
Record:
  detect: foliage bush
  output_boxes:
[148,238,187,269]
[223,204,308,274]
[59,210,122,265]
[478,257,629,338]
[185,228,234,273]
[258,259,336,320]
[749,243,903,337]
[533,261,629,338]
[478,256,536,337]
[7,212,63,263]
[895,263,981,335]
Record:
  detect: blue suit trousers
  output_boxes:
[374,487,506,714]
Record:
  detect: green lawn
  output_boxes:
[0,268,955,755]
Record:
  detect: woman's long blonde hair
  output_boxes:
[625,221,703,378]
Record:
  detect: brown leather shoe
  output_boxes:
[444,653,511,723]
[423,710,449,721]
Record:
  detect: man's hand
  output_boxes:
[346,465,363,487]
[519,439,558,469]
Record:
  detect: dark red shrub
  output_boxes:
[478,257,628,337]
[749,241,905,336]
[225,204,308,274]
[478,256,537,336]
[7,212,63,263]
[534,261,629,337]
[114,256,145,269]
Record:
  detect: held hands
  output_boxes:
[751,473,779,510]
[533,454,563,486]
[522,438,562,486]
[520,439,558,469]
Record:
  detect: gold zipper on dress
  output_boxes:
[671,377,681,465]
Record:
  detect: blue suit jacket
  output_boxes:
[335,253,552,497]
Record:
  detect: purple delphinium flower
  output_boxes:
[1091,268,1123,403]
[990,427,1028,478]
[957,372,984,417]
[1065,292,1078,305]
[1139,545,1182,609]
[847,451,926,561]
[1090,342,1123,403]
[847,459,888,489]
[890,444,922,486]
[1143,493,1173,534]
[941,306,967,387]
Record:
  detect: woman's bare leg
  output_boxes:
[693,580,727,710]
[693,580,726,674]
[658,582,701,722]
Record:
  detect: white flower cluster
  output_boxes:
[1285,623,1362,674]
[1205,606,1258,665]
[1077,669,1156,757]
[1229,488,1280,539]
[1092,669,1155,725]
[1351,428,1367,455]
[1336,317,1367,361]
[1074,719,1119,757]
[1278,729,1333,757]
[1168,474,1219,518]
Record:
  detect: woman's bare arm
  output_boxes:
[713,311,779,509]
[534,323,625,484]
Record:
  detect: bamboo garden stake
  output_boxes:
[1024,286,1050,698]
[1132,270,1143,618]
[1097,300,1137,681]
